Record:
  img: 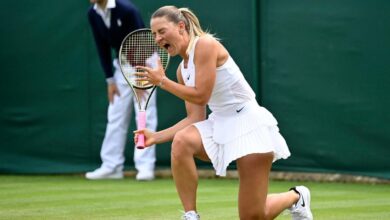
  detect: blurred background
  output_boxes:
[0,0,389,179]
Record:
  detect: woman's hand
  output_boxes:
[134,128,156,147]
[136,58,166,86]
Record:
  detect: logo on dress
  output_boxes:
[236,106,245,113]
[117,19,122,27]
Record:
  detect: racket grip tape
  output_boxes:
[136,111,146,149]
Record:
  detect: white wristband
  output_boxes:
[106,77,115,84]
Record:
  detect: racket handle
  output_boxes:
[136,111,146,149]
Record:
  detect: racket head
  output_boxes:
[119,28,170,90]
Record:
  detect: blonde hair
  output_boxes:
[152,6,210,55]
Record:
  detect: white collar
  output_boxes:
[93,0,116,12]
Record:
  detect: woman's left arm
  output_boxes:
[139,36,219,105]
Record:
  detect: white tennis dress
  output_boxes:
[180,37,291,176]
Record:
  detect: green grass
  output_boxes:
[0,175,389,220]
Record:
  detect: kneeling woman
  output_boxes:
[135,5,313,220]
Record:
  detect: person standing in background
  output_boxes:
[86,0,157,181]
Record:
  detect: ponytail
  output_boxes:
[178,8,205,54]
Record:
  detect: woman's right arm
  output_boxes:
[135,66,206,146]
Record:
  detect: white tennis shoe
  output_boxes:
[85,167,123,180]
[136,170,155,181]
[289,186,313,220]
[181,211,200,220]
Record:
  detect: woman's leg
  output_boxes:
[236,153,299,220]
[171,125,210,212]
[265,191,299,219]
[236,153,273,220]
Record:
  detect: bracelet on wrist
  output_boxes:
[158,76,167,87]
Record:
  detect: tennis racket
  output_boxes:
[119,28,170,149]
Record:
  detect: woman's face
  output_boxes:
[151,17,186,57]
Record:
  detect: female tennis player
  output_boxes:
[135,6,313,220]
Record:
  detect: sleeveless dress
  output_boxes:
[180,37,291,176]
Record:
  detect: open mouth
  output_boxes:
[163,43,170,50]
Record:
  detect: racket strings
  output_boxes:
[120,30,169,89]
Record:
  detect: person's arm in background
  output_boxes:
[88,10,119,103]
[125,1,145,30]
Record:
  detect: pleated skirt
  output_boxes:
[194,101,291,176]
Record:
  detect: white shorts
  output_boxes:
[194,101,291,176]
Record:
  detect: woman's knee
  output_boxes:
[171,129,192,159]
